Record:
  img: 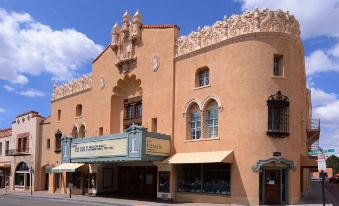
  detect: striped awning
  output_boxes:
[51,163,84,173]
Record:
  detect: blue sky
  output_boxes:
[0,0,339,155]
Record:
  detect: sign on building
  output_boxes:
[146,137,170,156]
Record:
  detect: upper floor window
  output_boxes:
[197,68,209,87]
[189,104,201,140]
[76,104,83,117]
[273,55,283,76]
[72,126,78,138]
[5,141,9,156]
[79,124,86,138]
[206,100,219,138]
[57,109,61,121]
[17,137,29,153]
[267,91,289,137]
[124,96,142,129]
[55,129,62,152]
[0,142,2,156]
[47,139,50,149]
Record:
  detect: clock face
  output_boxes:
[151,54,160,72]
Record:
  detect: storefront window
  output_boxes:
[177,163,231,195]
[159,172,170,193]
[70,172,81,189]
[15,173,25,186]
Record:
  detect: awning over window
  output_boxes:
[51,163,84,173]
[300,155,317,168]
[164,151,233,164]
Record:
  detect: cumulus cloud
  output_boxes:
[238,0,339,38]
[310,87,337,107]
[305,43,339,75]
[3,84,14,91]
[19,88,45,97]
[0,107,5,113]
[0,8,103,85]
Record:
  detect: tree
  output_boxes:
[326,155,339,174]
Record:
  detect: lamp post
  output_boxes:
[29,166,34,195]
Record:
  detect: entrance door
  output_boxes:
[45,173,49,190]
[265,169,281,204]
[118,166,157,199]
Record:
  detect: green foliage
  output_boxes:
[326,155,339,174]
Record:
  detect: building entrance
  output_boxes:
[118,166,157,199]
[260,168,287,205]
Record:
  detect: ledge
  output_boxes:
[193,85,211,90]
[271,75,286,79]
[184,137,220,143]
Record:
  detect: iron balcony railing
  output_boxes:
[5,148,30,156]
[307,119,320,130]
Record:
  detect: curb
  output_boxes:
[1,193,132,206]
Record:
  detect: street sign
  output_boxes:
[308,149,335,155]
[317,152,327,171]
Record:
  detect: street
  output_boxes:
[0,195,125,206]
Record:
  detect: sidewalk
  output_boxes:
[0,189,228,206]
[299,181,337,206]
[326,183,339,206]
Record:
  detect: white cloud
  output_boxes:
[238,0,339,38]
[3,84,14,91]
[310,87,337,107]
[0,8,103,85]
[19,88,45,97]
[0,107,5,113]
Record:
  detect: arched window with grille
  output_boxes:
[267,91,289,137]
[72,126,78,138]
[188,104,201,140]
[206,100,219,138]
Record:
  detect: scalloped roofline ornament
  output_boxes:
[177,8,300,57]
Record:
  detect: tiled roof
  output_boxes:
[16,111,38,118]
[0,128,12,138]
[142,24,179,29]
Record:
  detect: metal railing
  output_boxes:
[5,148,30,156]
[307,119,320,130]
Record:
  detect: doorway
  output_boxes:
[260,168,287,205]
[118,166,157,199]
[45,173,49,190]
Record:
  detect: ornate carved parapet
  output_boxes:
[52,74,92,101]
[110,10,142,74]
[177,8,300,56]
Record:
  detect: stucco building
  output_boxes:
[0,8,320,205]
[0,111,45,192]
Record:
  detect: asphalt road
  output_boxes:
[0,195,126,206]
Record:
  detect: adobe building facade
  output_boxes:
[0,8,320,205]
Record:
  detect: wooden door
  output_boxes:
[265,169,281,204]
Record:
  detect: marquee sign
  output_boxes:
[146,137,170,156]
[71,138,127,159]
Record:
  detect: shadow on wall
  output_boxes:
[231,158,252,205]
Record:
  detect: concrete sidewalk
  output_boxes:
[299,181,336,206]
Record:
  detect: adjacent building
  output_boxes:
[0,8,320,205]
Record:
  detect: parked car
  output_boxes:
[329,174,339,184]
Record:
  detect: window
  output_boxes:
[99,127,103,136]
[47,139,50,149]
[267,91,289,137]
[76,104,82,117]
[17,137,29,153]
[273,55,283,76]
[70,172,81,189]
[189,104,201,140]
[151,118,157,132]
[123,96,142,129]
[177,163,231,195]
[5,141,9,156]
[72,126,78,138]
[0,142,2,156]
[79,124,86,138]
[159,172,170,193]
[55,130,62,152]
[57,109,61,121]
[196,68,209,87]
[206,101,219,138]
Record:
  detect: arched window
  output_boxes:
[79,124,86,138]
[189,104,201,139]
[206,100,219,138]
[267,91,289,137]
[15,162,29,187]
[76,104,82,117]
[16,162,29,172]
[72,126,78,138]
[196,67,209,87]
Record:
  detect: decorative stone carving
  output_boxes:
[151,54,160,72]
[52,74,92,101]
[112,74,142,98]
[177,8,300,56]
[110,10,142,74]
[99,76,105,90]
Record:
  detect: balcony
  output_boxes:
[307,119,320,146]
[5,148,30,156]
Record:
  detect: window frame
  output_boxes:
[267,91,289,137]
[273,54,283,77]
[190,111,201,140]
